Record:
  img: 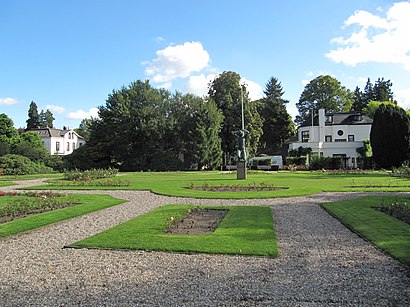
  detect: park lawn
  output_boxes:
[0,194,125,238]
[321,196,410,265]
[25,171,410,199]
[71,204,278,257]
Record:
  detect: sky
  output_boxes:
[1,0,410,129]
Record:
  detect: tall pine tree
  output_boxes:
[259,77,293,152]
[26,101,40,130]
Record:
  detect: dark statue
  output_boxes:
[233,129,249,161]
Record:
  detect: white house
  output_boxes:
[28,127,86,155]
[289,109,373,168]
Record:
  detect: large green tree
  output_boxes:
[370,104,410,168]
[0,113,20,145]
[259,77,293,152]
[26,101,40,130]
[208,71,263,161]
[296,75,353,125]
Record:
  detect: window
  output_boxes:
[325,135,332,142]
[56,142,60,152]
[67,142,70,151]
[337,130,344,136]
[348,135,355,142]
[335,139,347,142]
[301,131,309,142]
[325,115,333,123]
[72,142,76,150]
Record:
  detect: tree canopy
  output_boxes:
[370,104,410,168]
[296,75,353,125]
[258,77,294,152]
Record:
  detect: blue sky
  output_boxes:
[1,0,409,129]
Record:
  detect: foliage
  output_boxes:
[356,139,372,157]
[38,109,55,128]
[74,118,95,142]
[288,146,312,157]
[284,156,306,166]
[26,101,40,130]
[71,205,278,257]
[351,78,395,113]
[0,113,20,145]
[370,104,410,168]
[392,162,410,178]
[258,77,293,151]
[363,100,397,119]
[0,154,53,175]
[0,192,77,223]
[308,155,345,170]
[322,196,410,265]
[63,168,118,181]
[296,75,353,125]
[376,200,410,225]
[208,71,263,160]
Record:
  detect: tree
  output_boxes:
[0,113,19,145]
[75,118,95,142]
[259,77,293,152]
[191,98,223,169]
[296,75,353,125]
[373,78,394,102]
[12,132,49,162]
[208,71,263,161]
[351,86,366,113]
[370,104,410,168]
[26,101,40,130]
[363,100,397,119]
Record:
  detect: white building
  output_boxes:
[289,109,373,168]
[29,128,86,155]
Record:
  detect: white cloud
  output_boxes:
[66,107,99,120]
[183,73,217,97]
[241,78,263,101]
[144,41,210,84]
[396,88,410,110]
[326,2,410,71]
[45,104,65,113]
[0,97,18,105]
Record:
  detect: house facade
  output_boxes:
[289,109,373,168]
[29,128,86,155]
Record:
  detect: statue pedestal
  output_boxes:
[236,161,247,180]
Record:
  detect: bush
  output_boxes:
[63,168,119,181]
[309,155,345,170]
[0,154,43,175]
[392,162,410,178]
[284,156,306,165]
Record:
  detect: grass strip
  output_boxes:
[25,171,410,199]
[321,196,410,265]
[71,204,278,257]
[0,194,125,238]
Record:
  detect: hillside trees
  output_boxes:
[296,75,353,125]
[351,78,395,113]
[370,104,410,168]
[258,77,294,152]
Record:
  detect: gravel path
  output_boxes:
[0,179,409,306]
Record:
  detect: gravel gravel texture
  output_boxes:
[0,179,409,306]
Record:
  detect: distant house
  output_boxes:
[28,127,86,155]
[289,109,373,168]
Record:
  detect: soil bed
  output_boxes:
[166,208,227,235]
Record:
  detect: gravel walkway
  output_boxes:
[0,179,409,306]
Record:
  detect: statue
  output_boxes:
[233,129,249,161]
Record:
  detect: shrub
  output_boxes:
[63,168,119,181]
[392,162,410,178]
[284,156,306,165]
[0,154,41,175]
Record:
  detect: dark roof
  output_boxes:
[299,112,373,127]
[28,128,84,139]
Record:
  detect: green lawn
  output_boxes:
[71,204,278,257]
[25,171,410,199]
[321,196,410,265]
[0,194,125,237]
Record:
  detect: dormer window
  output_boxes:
[353,115,363,121]
[325,115,333,123]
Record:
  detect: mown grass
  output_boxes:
[321,196,410,265]
[26,171,410,199]
[0,194,125,238]
[71,205,278,257]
